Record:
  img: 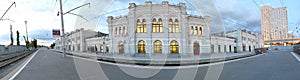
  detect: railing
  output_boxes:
[0,50,36,68]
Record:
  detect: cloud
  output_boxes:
[215,0,261,33]
[0,33,10,42]
[28,29,54,40]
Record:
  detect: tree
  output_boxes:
[31,39,37,48]
[23,36,30,49]
[16,31,20,45]
[10,25,13,45]
[50,43,55,49]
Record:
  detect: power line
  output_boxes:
[63,0,67,6]
[49,0,58,28]
[217,6,260,29]
[252,0,261,10]
[259,0,265,6]
[279,0,285,7]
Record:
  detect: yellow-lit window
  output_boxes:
[136,19,142,33]
[115,27,118,35]
[138,40,146,53]
[119,27,122,34]
[152,19,157,32]
[170,40,179,54]
[199,27,202,36]
[169,19,173,33]
[194,27,198,35]
[106,45,109,52]
[158,18,163,32]
[154,40,162,53]
[152,18,163,32]
[123,27,126,34]
[190,26,194,34]
[174,19,179,33]
[142,19,146,32]
[118,42,124,54]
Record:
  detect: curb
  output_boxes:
[52,50,259,66]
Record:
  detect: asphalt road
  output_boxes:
[13,48,80,80]
[12,48,300,80]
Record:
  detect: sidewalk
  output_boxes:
[52,49,258,65]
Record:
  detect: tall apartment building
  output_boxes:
[261,6,288,41]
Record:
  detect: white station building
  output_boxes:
[54,1,264,57]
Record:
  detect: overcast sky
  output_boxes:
[0,0,299,46]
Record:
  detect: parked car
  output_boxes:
[255,48,268,54]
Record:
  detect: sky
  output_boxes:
[0,0,299,46]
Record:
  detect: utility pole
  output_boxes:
[59,0,66,55]
[25,21,28,41]
[58,1,90,55]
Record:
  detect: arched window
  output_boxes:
[170,40,179,54]
[199,27,202,35]
[169,19,173,33]
[224,45,226,52]
[249,46,251,52]
[152,18,163,32]
[123,27,126,35]
[106,45,109,52]
[152,19,157,32]
[136,19,143,33]
[142,19,146,32]
[138,40,146,53]
[100,44,103,52]
[115,27,118,35]
[158,18,163,32]
[174,19,179,32]
[154,40,162,53]
[190,26,194,35]
[119,27,122,34]
[242,44,246,51]
[118,41,124,54]
[218,45,221,53]
[194,27,198,35]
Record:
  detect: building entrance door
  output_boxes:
[194,42,200,55]
[234,47,237,53]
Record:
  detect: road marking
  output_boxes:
[7,49,40,80]
[70,53,264,69]
[291,52,300,62]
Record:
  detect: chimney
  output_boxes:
[145,1,152,6]
[179,2,186,8]
[129,3,136,9]
[107,16,113,21]
[162,1,169,5]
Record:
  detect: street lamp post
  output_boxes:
[59,0,66,56]
[293,26,299,45]
[25,21,28,41]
